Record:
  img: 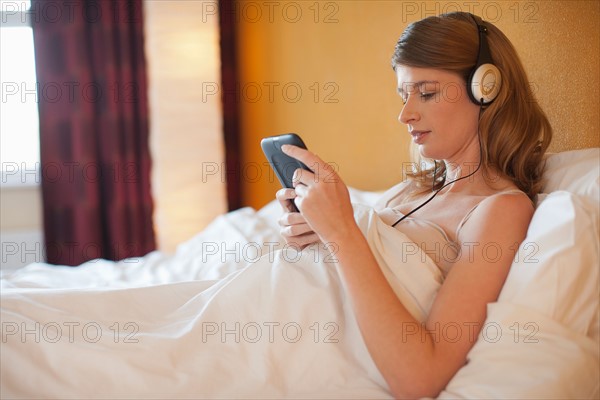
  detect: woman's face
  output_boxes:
[395,65,481,163]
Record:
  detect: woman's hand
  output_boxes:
[282,144,358,244]
[276,188,320,248]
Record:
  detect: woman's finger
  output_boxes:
[281,222,314,237]
[276,188,296,202]
[278,211,306,226]
[276,188,298,211]
[282,232,321,249]
[282,145,337,181]
[281,144,320,167]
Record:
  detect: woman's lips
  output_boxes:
[410,130,430,144]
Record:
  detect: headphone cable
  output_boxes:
[391,117,484,228]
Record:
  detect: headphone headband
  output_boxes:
[474,19,493,65]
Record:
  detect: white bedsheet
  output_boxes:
[0,204,441,399]
[1,187,599,399]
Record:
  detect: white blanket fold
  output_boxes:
[1,205,441,399]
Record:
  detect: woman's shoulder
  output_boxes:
[456,187,534,241]
[478,186,533,207]
[481,186,534,210]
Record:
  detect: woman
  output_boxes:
[276,12,552,399]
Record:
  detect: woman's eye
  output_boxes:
[400,92,434,104]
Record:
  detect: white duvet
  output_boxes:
[1,204,441,399]
[1,189,599,399]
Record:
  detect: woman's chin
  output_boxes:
[418,146,439,160]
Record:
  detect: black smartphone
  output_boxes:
[261,133,311,211]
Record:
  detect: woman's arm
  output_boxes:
[284,145,533,399]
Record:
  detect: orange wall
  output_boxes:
[235,1,600,210]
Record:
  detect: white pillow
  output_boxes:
[542,148,599,204]
[500,191,599,337]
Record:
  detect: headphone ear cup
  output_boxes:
[469,63,501,105]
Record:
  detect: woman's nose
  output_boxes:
[399,97,420,125]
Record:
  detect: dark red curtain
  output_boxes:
[218,0,242,211]
[31,0,155,265]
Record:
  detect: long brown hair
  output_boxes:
[392,12,552,199]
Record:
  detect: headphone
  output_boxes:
[467,14,501,106]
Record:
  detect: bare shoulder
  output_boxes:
[458,190,534,243]
[481,190,533,221]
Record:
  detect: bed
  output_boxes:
[1,148,598,399]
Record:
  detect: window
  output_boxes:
[1,0,40,185]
